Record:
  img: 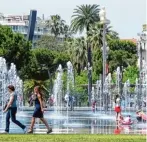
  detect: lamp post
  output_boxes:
[137,31,146,110]
[120,66,125,99]
[99,7,110,111]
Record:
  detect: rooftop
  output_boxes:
[121,38,137,44]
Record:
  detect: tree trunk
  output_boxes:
[77,63,81,75]
[86,26,92,107]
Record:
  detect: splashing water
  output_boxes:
[0,57,23,129]
[53,64,63,132]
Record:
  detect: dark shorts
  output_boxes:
[33,107,43,118]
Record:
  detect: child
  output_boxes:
[114,95,121,121]
[122,115,133,124]
[136,111,147,123]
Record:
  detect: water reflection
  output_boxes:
[0,110,146,134]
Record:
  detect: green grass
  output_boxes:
[0,135,146,142]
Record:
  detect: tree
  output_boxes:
[71,4,100,105]
[25,48,69,80]
[4,34,31,70]
[35,35,68,52]
[71,4,100,65]
[67,37,87,75]
[0,25,31,79]
[108,40,137,72]
[108,39,137,54]
[92,47,103,75]
[23,79,50,105]
[88,23,119,50]
[71,4,100,34]
[36,35,57,49]
[62,25,74,39]
[46,15,65,38]
[91,39,137,76]
[123,66,139,84]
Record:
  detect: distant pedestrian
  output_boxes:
[92,101,96,113]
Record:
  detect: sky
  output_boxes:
[0,0,146,38]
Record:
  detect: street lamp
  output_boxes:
[101,41,109,59]
[120,66,126,99]
[137,31,146,110]
[99,7,110,111]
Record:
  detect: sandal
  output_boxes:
[27,129,33,134]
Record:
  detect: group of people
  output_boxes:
[114,94,146,125]
[2,86,147,134]
[2,85,52,134]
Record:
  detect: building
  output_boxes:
[0,12,49,42]
[137,25,147,65]
[121,38,137,44]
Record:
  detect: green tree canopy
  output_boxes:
[35,35,68,52]
[123,66,139,84]
[0,25,31,78]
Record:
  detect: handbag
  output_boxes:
[3,99,9,110]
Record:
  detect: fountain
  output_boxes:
[0,57,146,134]
[53,64,63,110]
[63,61,75,133]
[0,58,23,110]
[96,80,102,109]
[0,57,23,130]
[51,62,75,133]
[92,65,147,134]
[7,63,23,110]
[66,61,74,110]
[52,64,63,133]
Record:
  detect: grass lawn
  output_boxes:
[0,134,146,142]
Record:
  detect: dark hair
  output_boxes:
[34,86,43,100]
[8,85,15,91]
[115,94,119,103]
[136,110,141,114]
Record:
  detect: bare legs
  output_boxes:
[40,118,50,130]
[28,117,51,133]
[29,117,35,131]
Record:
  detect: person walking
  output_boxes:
[27,86,52,134]
[3,85,26,133]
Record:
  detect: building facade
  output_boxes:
[0,13,49,42]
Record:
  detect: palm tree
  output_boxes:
[23,79,50,105]
[46,15,65,38]
[71,4,100,105]
[71,4,100,34]
[62,25,74,39]
[71,4,100,63]
[88,22,119,50]
[67,37,87,75]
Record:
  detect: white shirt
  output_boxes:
[116,98,120,106]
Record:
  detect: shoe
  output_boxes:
[1,131,8,134]
[27,129,33,134]
[47,128,52,134]
[23,127,27,134]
